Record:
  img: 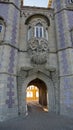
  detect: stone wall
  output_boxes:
[0,0,73,121]
[0,1,20,121]
[54,0,73,117]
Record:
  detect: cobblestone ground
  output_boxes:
[0,103,73,130]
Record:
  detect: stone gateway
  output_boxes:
[0,0,73,121]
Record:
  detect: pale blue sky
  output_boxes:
[24,0,49,7]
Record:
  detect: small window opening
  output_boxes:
[0,24,3,33]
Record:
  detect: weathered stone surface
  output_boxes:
[0,0,73,121]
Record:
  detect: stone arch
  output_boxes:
[0,16,6,26]
[18,71,56,115]
[25,14,50,26]
[0,17,4,21]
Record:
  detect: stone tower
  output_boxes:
[0,0,20,121]
[54,0,73,117]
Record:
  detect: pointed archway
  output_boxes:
[17,70,59,115]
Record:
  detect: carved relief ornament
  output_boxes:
[27,38,49,64]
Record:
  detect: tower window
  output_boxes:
[0,18,5,41]
[27,22,48,41]
[0,24,3,33]
[69,0,73,3]
[35,23,44,38]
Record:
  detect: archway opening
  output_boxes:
[26,78,48,112]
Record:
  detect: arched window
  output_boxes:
[69,0,73,3]
[0,18,5,41]
[0,23,3,33]
[27,23,48,40]
[34,23,44,38]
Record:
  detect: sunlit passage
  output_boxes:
[26,85,39,102]
[26,78,48,112]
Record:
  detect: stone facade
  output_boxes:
[0,0,73,121]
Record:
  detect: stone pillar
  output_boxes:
[51,71,60,114]
[17,70,27,115]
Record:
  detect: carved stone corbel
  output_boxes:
[51,71,59,85]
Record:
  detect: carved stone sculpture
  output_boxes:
[27,38,49,64]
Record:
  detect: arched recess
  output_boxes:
[18,72,56,115]
[25,14,50,26]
